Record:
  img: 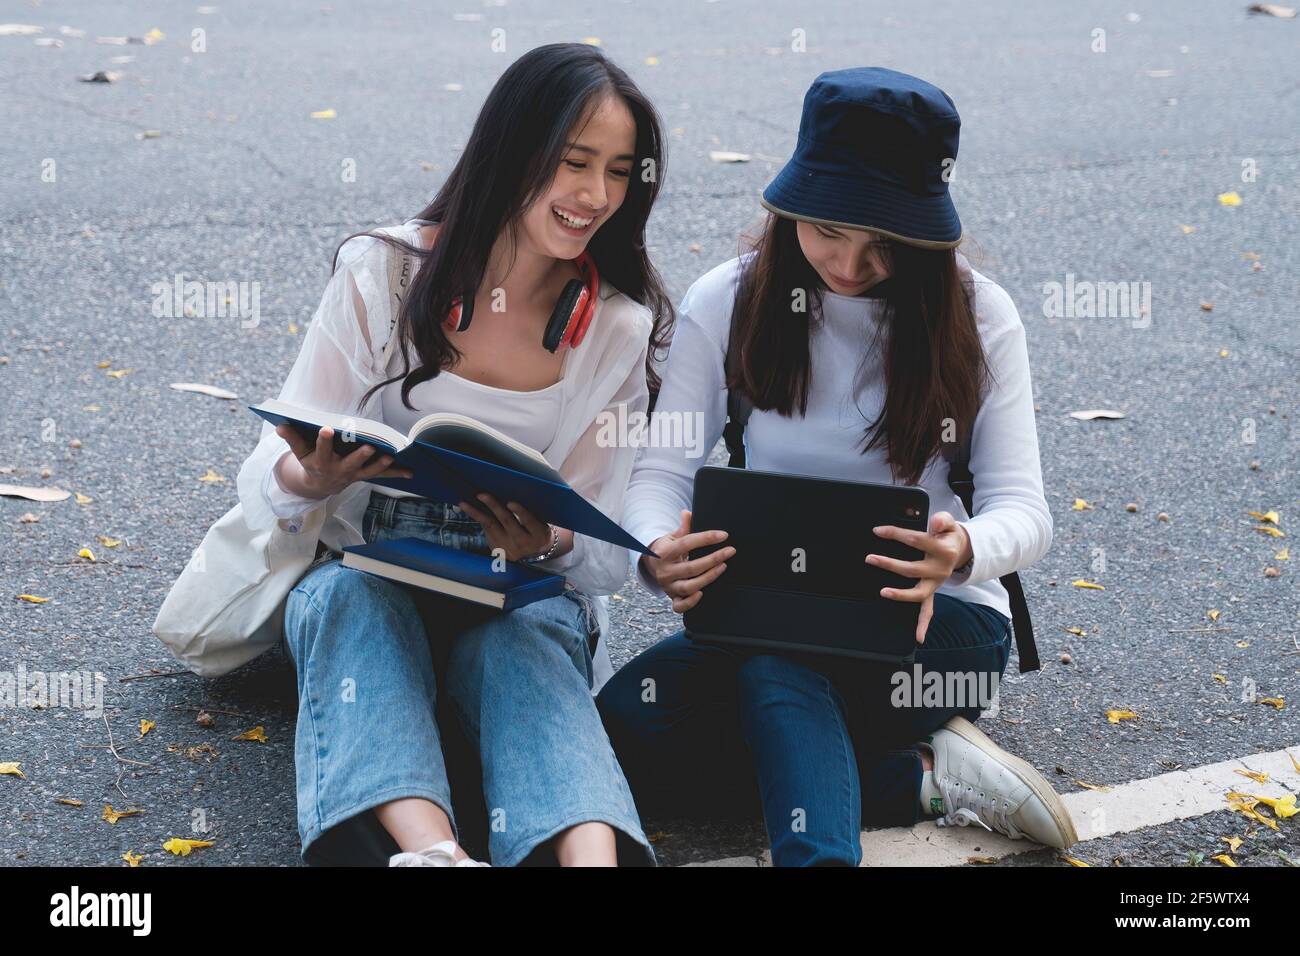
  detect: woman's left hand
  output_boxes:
[457,493,556,563]
[864,511,972,646]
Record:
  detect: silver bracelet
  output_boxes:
[521,524,560,564]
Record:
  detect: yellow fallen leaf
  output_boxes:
[1236,640,1250,649]
[1289,751,1300,773]
[1072,498,1094,511]
[75,492,93,504]
[1075,780,1113,792]
[233,725,267,743]
[96,359,112,368]
[288,323,298,334]
[1064,626,1087,637]
[1234,768,1269,783]
[1257,697,1284,709]
[139,719,155,737]
[122,850,143,867]
[1219,348,1230,358]
[102,804,144,824]
[17,594,49,604]
[1226,793,1280,830]
[1247,509,1280,524]
[198,468,226,483]
[162,837,214,856]
[0,762,25,778]
[1221,835,1244,853]
[1218,191,1242,206]
[1213,854,1238,867]
[1254,525,1285,538]
[1179,224,1196,234]
[1251,793,1298,819]
[1207,609,1220,622]
[83,404,100,412]
[78,547,95,562]
[97,535,122,548]
[56,797,82,807]
[1276,547,1289,561]
[967,855,997,864]
[1213,673,1227,684]
[143,27,164,42]
[310,108,336,119]
[1062,855,1090,867]
[581,36,601,45]
[1106,709,1139,724]
[644,56,659,66]
[1071,580,1105,590]
[106,368,132,378]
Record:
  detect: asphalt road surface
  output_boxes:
[1,0,1296,866]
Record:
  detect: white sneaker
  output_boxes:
[388,839,491,867]
[922,716,1078,849]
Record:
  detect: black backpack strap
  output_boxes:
[942,431,1040,673]
[722,346,752,469]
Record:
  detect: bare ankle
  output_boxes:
[374,797,459,854]
[918,744,935,771]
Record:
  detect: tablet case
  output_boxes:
[721,346,1040,672]
[683,466,930,663]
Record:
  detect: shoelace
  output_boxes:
[934,778,1024,839]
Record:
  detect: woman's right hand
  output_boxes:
[640,509,736,614]
[274,424,415,499]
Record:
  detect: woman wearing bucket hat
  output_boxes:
[597,67,1077,865]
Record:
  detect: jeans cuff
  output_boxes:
[860,748,924,829]
[494,809,657,867]
[303,784,458,861]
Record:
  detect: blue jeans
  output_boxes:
[595,593,1012,866]
[280,490,655,866]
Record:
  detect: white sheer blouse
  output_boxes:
[234,220,655,692]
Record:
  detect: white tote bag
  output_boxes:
[151,501,333,677]
[153,237,415,677]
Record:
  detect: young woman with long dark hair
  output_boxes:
[597,68,1077,866]
[235,43,671,866]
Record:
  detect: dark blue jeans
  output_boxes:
[595,593,1013,866]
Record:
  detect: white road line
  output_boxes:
[686,744,1300,867]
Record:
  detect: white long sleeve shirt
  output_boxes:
[621,253,1053,621]
[235,219,655,694]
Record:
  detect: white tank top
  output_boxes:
[378,353,566,457]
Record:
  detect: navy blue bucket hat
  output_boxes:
[760,67,963,249]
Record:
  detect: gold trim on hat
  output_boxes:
[759,196,963,250]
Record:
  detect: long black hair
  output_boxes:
[727,214,989,486]
[338,42,673,413]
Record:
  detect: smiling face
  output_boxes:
[795,219,894,295]
[517,93,638,261]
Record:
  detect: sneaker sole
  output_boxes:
[943,715,1079,849]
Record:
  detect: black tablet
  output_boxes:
[683,466,930,663]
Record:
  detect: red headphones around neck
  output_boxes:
[434,223,601,353]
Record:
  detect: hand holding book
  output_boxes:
[457,492,573,563]
[250,398,657,558]
[273,423,415,499]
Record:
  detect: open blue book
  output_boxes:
[342,537,566,610]
[248,399,657,557]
